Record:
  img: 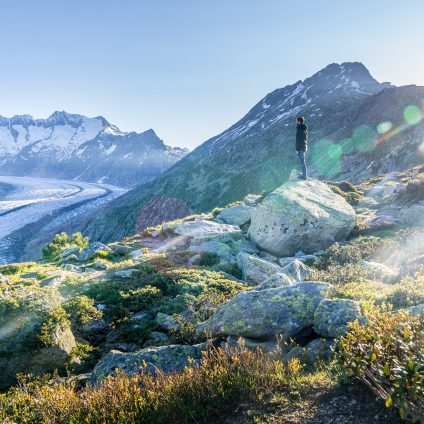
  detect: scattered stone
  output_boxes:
[223,335,280,353]
[110,244,133,255]
[79,242,112,262]
[82,320,109,335]
[0,273,13,285]
[405,303,424,315]
[114,268,142,278]
[237,252,283,285]
[63,254,79,262]
[155,313,181,332]
[279,259,313,284]
[358,260,397,281]
[58,246,81,259]
[257,273,294,290]
[217,204,252,227]
[143,331,170,347]
[129,249,145,260]
[151,230,162,237]
[243,194,262,206]
[91,344,204,383]
[93,260,109,270]
[286,338,335,365]
[196,282,331,340]
[189,241,233,263]
[314,299,362,338]
[84,267,97,273]
[248,179,356,257]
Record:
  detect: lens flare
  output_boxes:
[377,121,392,134]
[340,138,354,154]
[352,125,377,152]
[311,139,342,176]
[404,105,422,125]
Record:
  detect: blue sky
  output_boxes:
[0,0,423,149]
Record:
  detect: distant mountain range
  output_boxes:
[0,111,188,187]
[59,63,424,241]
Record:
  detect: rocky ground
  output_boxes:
[1,165,424,421]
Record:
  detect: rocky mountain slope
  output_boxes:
[78,62,424,243]
[0,111,188,187]
[1,166,424,422]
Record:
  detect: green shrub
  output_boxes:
[314,236,385,270]
[38,307,71,348]
[42,232,89,260]
[62,296,103,335]
[198,252,220,267]
[337,310,424,422]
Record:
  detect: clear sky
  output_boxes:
[0,0,423,149]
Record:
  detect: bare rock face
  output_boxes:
[248,179,356,257]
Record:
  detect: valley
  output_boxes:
[0,176,126,264]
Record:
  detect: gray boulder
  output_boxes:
[237,252,284,285]
[58,246,81,259]
[196,282,331,340]
[248,179,356,257]
[114,268,142,278]
[258,273,294,290]
[314,299,362,338]
[217,204,252,227]
[286,338,335,365]
[79,242,112,262]
[91,344,204,383]
[110,244,133,255]
[279,259,313,284]
[155,313,181,332]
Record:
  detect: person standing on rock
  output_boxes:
[295,116,308,180]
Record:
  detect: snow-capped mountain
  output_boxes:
[76,62,424,242]
[0,111,188,187]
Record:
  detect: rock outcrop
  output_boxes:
[196,282,331,340]
[248,179,356,257]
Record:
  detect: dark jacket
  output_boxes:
[296,123,308,151]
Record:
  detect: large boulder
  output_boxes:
[248,179,356,257]
[237,252,284,285]
[196,282,331,340]
[313,299,362,338]
[217,205,252,227]
[280,259,313,284]
[91,344,204,383]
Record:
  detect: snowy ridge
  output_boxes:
[0,112,188,187]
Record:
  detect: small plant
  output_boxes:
[198,252,220,266]
[42,232,89,260]
[336,310,424,422]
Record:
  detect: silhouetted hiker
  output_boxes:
[295,116,308,180]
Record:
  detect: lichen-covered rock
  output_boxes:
[189,241,233,263]
[237,252,283,285]
[114,268,142,278]
[314,299,362,338]
[93,260,109,270]
[243,194,262,206]
[217,205,252,227]
[143,331,170,347]
[279,259,313,284]
[405,303,424,315]
[248,179,356,257]
[91,344,204,383]
[155,313,181,332]
[358,260,397,281]
[257,273,294,290]
[173,219,242,242]
[110,244,133,255]
[58,246,81,259]
[79,242,112,262]
[196,282,331,339]
[223,335,280,353]
[286,338,335,365]
[0,323,76,390]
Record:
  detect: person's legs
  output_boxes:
[297,150,307,179]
